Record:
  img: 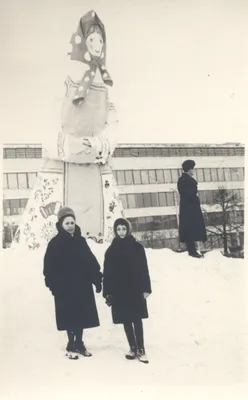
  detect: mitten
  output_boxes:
[95,282,102,293]
[105,294,113,307]
[143,292,150,299]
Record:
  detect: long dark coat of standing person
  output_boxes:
[177,172,207,244]
[43,222,102,332]
[103,233,152,324]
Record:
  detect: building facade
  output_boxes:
[2,143,245,249]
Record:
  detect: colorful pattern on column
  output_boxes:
[13,170,64,250]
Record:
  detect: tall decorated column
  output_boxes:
[14,10,124,250]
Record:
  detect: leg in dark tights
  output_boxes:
[74,328,83,344]
[123,322,136,349]
[133,320,144,350]
[186,241,197,255]
[67,331,74,343]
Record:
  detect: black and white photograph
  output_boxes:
[1,1,247,399]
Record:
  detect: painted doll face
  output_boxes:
[116,225,128,239]
[62,216,75,235]
[86,31,104,57]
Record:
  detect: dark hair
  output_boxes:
[182,159,196,172]
[113,218,131,237]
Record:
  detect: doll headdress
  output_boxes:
[68,10,113,105]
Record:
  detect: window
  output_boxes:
[198,191,207,204]
[217,168,225,181]
[206,191,214,203]
[186,148,195,156]
[3,200,10,215]
[3,174,8,189]
[148,170,156,184]
[171,169,179,183]
[17,173,28,189]
[119,194,127,209]
[137,148,146,157]
[211,168,218,181]
[156,170,164,184]
[164,170,172,183]
[151,193,159,207]
[143,193,152,207]
[8,174,18,189]
[129,217,138,232]
[166,192,174,206]
[4,149,16,158]
[10,199,20,215]
[137,217,146,231]
[133,170,142,185]
[153,216,162,230]
[169,148,177,156]
[124,170,133,185]
[113,171,117,182]
[130,149,140,157]
[196,168,204,182]
[20,198,28,213]
[116,171,125,185]
[224,168,231,181]
[158,192,167,206]
[145,216,154,230]
[230,168,239,182]
[161,148,170,157]
[122,149,131,157]
[136,193,145,208]
[153,148,162,157]
[113,149,123,157]
[145,148,154,157]
[238,168,244,181]
[27,173,37,189]
[204,168,211,182]
[141,170,149,184]
[127,194,136,208]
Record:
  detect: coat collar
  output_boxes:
[56,222,82,238]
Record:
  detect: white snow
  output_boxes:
[0,243,246,399]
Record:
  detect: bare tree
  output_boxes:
[202,187,244,255]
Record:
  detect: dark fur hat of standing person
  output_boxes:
[57,207,76,225]
[113,218,132,237]
[182,159,196,173]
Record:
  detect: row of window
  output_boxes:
[128,210,244,233]
[3,173,38,190]
[3,199,28,216]
[113,167,244,186]
[119,189,244,209]
[3,148,42,159]
[113,147,244,158]
[3,146,244,159]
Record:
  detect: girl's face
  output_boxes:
[62,216,75,235]
[188,168,195,177]
[116,225,128,239]
[86,31,104,57]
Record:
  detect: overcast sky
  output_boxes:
[1,0,247,144]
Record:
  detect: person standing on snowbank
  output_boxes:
[43,207,103,360]
[177,160,207,258]
[103,218,152,364]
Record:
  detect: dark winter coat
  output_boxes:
[177,173,207,243]
[43,223,102,331]
[103,235,152,324]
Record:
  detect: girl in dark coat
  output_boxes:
[103,218,152,364]
[177,160,207,258]
[43,207,103,360]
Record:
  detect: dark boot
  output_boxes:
[75,341,92,357]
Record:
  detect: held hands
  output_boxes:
[105,294,113,307]
[143,292,150,299]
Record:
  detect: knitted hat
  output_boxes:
[57,207,76,224]
[182,159,196,172]
[113,218,132,237]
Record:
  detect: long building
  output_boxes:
[2,143,245,249]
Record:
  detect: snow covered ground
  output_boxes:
[0,243,246,399]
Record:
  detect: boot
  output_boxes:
[137,348,149,364]
[66,341,79,360]
[75,341,92,357]
[125,346,137,360]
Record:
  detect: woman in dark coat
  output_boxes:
[177,159,207,258]
[43,207,103,360]
[103,218,152,364]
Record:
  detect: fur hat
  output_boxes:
[113,218,132,237]
[182,159,196,172]
[57,207,75,224]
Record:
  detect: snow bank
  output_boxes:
[0,244,246,399]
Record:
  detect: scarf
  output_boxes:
[68,10,113,105]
